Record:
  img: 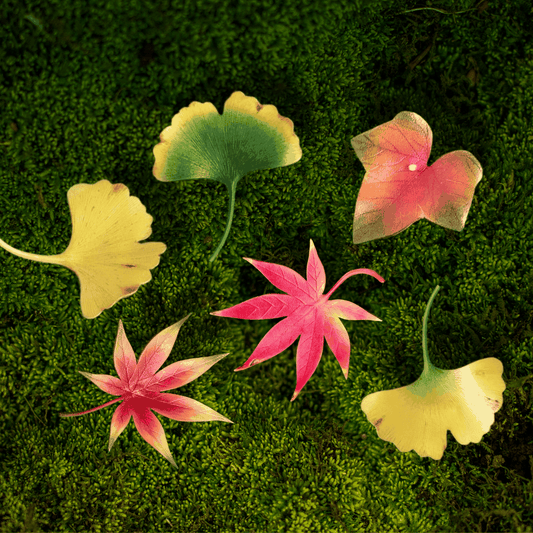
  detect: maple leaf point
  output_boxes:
[211,239,385,401]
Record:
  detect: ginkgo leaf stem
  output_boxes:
[421,285,441,377]
[59,398,122,417]
[0,237,64,265]
[209,180,237,262]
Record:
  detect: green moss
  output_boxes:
[1,0,532,531]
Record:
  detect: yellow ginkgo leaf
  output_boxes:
[0,180,167,319]
[361,286,506,460]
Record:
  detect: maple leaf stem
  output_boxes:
[324,269,385,298]
[59,398,122,417]
[0,237,64,265]
[209,180,237,262]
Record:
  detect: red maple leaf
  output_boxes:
[211,240,385,401]
[60,315,232,467]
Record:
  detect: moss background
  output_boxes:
[1,0,532,531]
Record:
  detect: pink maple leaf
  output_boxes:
[351,111,483,244]
[211,239,385,401]
[60,315,232,468]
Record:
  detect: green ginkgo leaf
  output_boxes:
[153,91,302,262]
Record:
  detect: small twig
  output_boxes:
[399,7,476,15]
[24,14,45,31]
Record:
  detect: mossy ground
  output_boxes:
[0,0,532,531]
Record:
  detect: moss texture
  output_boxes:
[0,0,532,531]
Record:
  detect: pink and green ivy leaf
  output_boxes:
[351,111,483,244]
[60,315,233,468]
[153,91,302,262]
[211,239,385,401]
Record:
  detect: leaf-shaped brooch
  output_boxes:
[60,315,232,468]
[153,90,302,262]
[361,285,506,460]
[0,180,166,318]
[351,112,483,244]
[211,239,385,400]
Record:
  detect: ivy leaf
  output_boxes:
[153,91,302,262]
[211,239,385,401]
[351,112,483,244]
[60,315,232,468]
